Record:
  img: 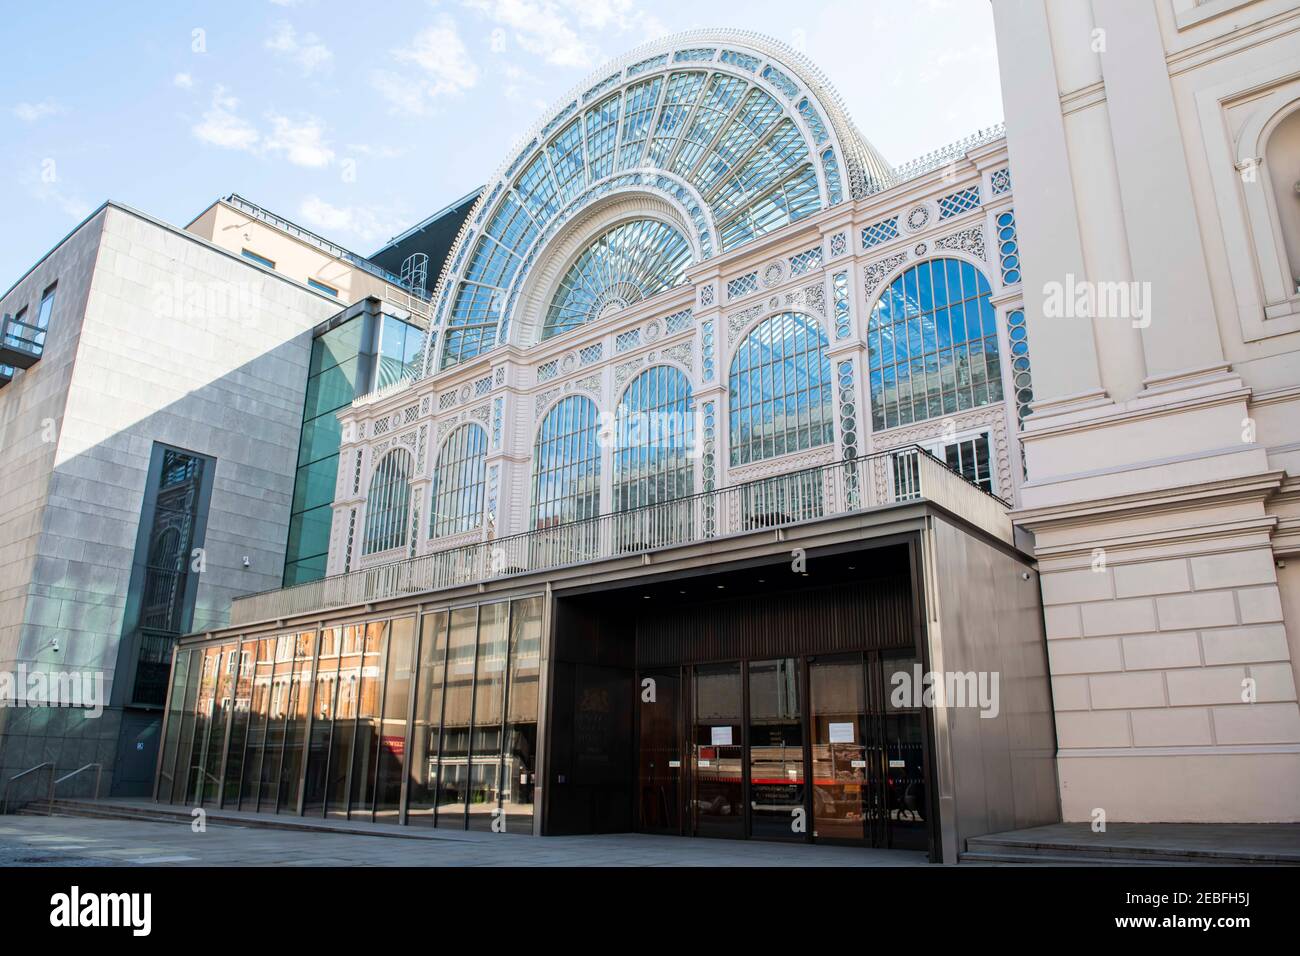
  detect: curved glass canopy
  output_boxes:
[431,33,890,370]
[544,219,692,339]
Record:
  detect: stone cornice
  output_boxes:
[1013,470,1286,532]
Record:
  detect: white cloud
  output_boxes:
[265,21,333,74]
[264,113,335,167]
[13,99,65,122]
[192,86,259,151]
[395,18,480,96]
[298,195,404,245]
[173,72,193,89]
[466,0,595,68]
[373,16,479,115]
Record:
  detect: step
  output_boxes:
[964,834,1293,866]
[22,798,489,844]
[958,849,1195,867]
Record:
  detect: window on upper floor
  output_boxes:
[531,395,600,530]
[728,311,833,466]
[308,278,339,297]
[1265,105,1300,295]
[36,283,56,330]
[241,248,276,270]
[866,258,1002,432]
[363,449,413,555]
[430,423,488,539]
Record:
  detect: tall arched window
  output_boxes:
[363,449,412,555]
[615,365,695,510]
[430,424,487,538]
[531,395,601,529]
[728,311,833,466]
[866,258,1001,431]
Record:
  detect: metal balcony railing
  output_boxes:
[0,313,45,369]
[229,446,1012,626]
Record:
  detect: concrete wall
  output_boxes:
[0,203,338,792]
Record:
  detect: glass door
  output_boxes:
[808,655,868,843]
[637,668,682,835]
[690,662,744,838]
[747,658,804,842]
[877,651,928,850]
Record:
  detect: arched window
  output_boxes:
[544,219,692,339]
[866,258,1001,431]
[531,395,601,529]
[1264,105,1300,294]
[728,311,833,466]
[430,424,487,538]
[363,449,412,555]
[615,365,694,510]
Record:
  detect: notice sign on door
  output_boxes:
[711,726,733,746]
[828,722,855,743]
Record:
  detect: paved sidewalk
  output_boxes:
[0,816,926,867]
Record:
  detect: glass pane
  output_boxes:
[375,617,416,823]
[186,645,220,804]
[467,603,508,831]
[162,649,197,804]
[638,667,682,835]
[258,635,294,810]
[238,637,275,809]
[158,648,193,803]
[692,662,744,838]
[502,597,542,831]
[201,644,237,805]
[327,625,364,818]
[303,627,341,816]
[277,630,317,814]
[880,652,928,850]
[748,658,804,841]
[348,620,389,818]
[408,612,449,826]
[437,607,478,827]
[809,655,867,842]
[222,642,254,807]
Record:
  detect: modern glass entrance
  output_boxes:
[636,652,928,851]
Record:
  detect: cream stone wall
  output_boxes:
[995,0,1300,821]
[186,200,430,324]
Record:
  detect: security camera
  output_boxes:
[242,556,251,568]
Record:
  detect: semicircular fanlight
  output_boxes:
[543,219,692,339]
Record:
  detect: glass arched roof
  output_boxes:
[544,218,692,339]
[429,30,890,371]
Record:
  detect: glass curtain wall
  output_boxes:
[159,601,540,830]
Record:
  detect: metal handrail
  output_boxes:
[1,762,53,815]
[49,763,103,810]
[229,444,1013,626]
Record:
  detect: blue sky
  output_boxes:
[0,0,1003,284]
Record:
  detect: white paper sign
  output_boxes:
[668,760,681,768]
[850,759,867,768]
[889,759,907,768]
[828,722,855,743]
[711,726,733,746]
[698,760,712,768]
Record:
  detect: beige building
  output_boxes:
[993,0,1300,821]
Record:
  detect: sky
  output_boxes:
[0,0,1004,286]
